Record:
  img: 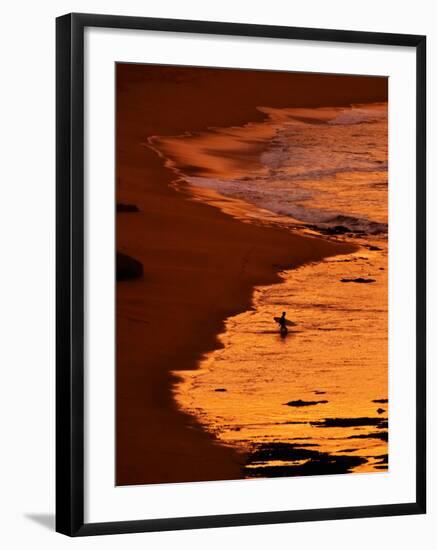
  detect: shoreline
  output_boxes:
[116,64,385,486]
[116,144,357,487]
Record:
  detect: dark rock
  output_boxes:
[314,390,326,395]
[324,225,350,235]
[348,431,388,442]
[368,245,382,251]
[340,277,376,283]
[117,203,139,212]
[214,388,227,392]
[116,252,143,281]
[304,223,365,237]
[377,408,386,414]
[249,443,322,462]
[245,443,367,478]
[311,417,386,428]
[284,399,328,407]
[372,398,388,404]
[245,457,367,477]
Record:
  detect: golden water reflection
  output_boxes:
[173,241,388,475]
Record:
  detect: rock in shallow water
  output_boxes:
[311,417,386,428]
[322,225,351,235]
[340,277,376,283]
[348,431,388,442]
[245,442,367,477]
[284,399,328,407]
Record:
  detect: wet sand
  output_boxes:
[116,65,387,485]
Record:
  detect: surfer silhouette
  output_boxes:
[275,311,288,335]
[273,311,297,336]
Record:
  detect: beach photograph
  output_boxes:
[115,64,388,486]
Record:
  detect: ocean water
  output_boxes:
[148,103,388,477]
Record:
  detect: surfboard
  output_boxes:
[273,317,297,327]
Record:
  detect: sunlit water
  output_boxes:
[148,103,388,477]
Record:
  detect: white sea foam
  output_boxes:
[328,107,387,126]
[178,103,388,235]
[150,102,388,237]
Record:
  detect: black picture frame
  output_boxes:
[56,12,426,537]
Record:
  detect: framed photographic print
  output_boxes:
[56,13,426,536]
